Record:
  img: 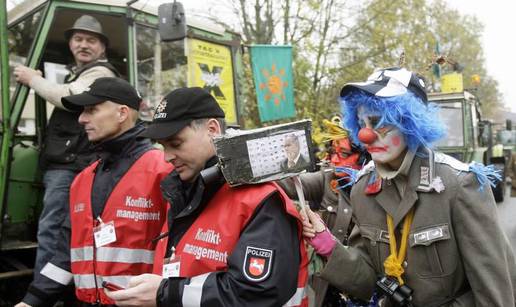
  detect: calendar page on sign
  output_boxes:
[247,130,309,177]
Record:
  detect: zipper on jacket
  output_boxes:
[152,231,169,243]
[93,216,102,304]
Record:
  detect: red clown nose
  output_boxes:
[358,127,377,144]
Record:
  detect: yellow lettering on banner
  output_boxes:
[187,38,237,124]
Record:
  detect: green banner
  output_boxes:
[250,45,295,122]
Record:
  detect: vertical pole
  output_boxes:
[0,0,8,114]
[126,0,138,86]
[293,175,307,217]
[0,0,12,242]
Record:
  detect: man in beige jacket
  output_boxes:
[303,67,516,306]
[13,15,118,279]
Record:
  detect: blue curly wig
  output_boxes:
[341,89,446,152]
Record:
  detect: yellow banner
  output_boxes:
[187,38,237,124]
[441,72,463,93]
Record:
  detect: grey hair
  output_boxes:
[284,134,300,145]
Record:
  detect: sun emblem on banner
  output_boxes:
[259,63,288,105]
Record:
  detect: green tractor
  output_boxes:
[496,120,516,195]
[0,0,244,303]
[428,91,507,202]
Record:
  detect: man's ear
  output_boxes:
[97,41,107,59]
[206,118,221,136]
[118,105,130,123]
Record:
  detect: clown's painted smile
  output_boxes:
[366,146,388,153]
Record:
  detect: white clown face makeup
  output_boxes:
[357,106,407,167]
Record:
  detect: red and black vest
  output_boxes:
[153,182,309,307]
[69,150,172,304]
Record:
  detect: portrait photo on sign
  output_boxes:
[247,130,310,177]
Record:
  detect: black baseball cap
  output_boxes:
[340,67,428,103]
[140,87,225,140]
[62,77,142,111]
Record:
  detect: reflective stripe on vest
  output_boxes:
[283,287,308,307]
[178,271,306,307]
[73,274,133,289]
[69,149,172,304]
[40,263,74,285]
[182,273,211,307]
[71,246,154,264]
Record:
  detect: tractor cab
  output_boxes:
[0,1,243,302]
[429,91,507,202]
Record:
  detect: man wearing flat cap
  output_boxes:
[16,77,173,307]
[106,87,309,307]
[13,15,119,278]
[301,67,516,306]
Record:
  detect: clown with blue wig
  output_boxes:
[302,67,516,306]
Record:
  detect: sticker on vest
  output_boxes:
[243,246,274,282]
[73,202,85,213]
[93,221,117,247]
[162,256,181,278]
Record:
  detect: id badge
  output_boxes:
[93,220,117,247]
[162,256,181,278]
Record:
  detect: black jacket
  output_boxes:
[41,61,119,172]
[156,157,301,307]
[23,124,155,306]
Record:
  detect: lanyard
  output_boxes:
[383,208,414,285]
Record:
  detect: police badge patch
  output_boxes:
[243,246,273,282]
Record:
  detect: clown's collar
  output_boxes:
[375,149,416,180]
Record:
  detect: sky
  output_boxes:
[444,0,516,113]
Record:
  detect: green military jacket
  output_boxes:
[319,149,516,306]
[278,168,353,307]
